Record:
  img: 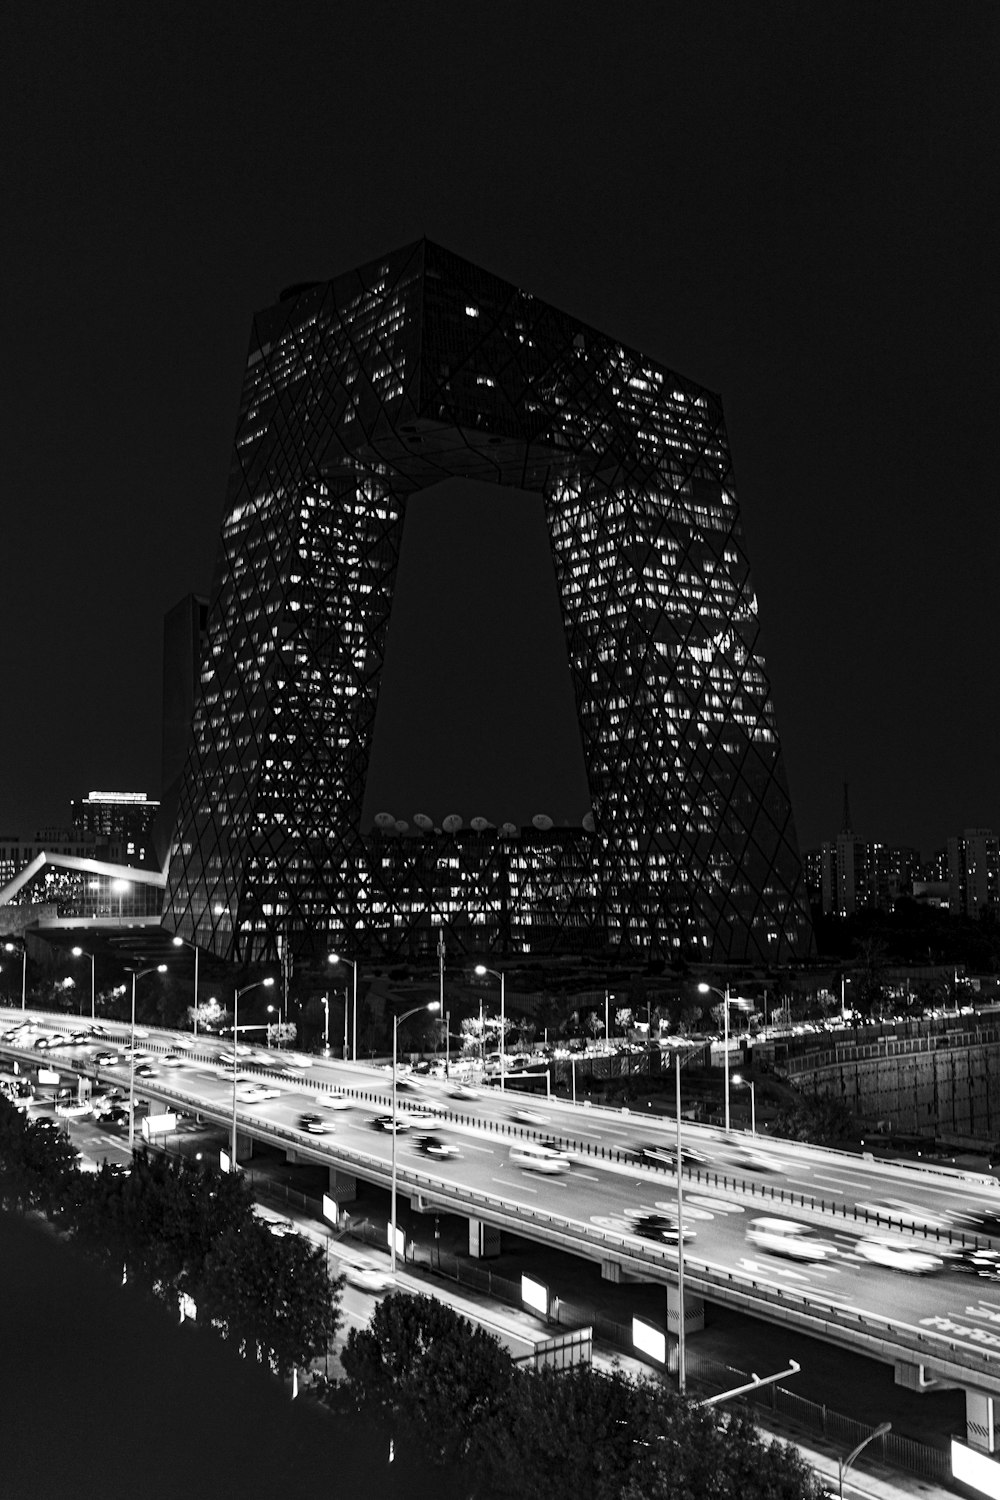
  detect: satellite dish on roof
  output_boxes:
[442,814,463,834]
[470,816,490,832]
[413,813,433,832]
[374,811,396,829]
[582,811,596,833]
[394,820,409,834]
[532,813,553,831]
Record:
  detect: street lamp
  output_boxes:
[391,1001,440,1272]
[126,964,167,1151]
[72,946,96,1021]
[230,978,275,1169]
[698,982,751,1134]
[328,953,358,1061]
[4,941,27,1010]
[839,1422,891,1498]
[474,965,506,1092]
[171,935,201,1036]
[732,1073,756,1136]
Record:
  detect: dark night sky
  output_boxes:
[2,2,996,858]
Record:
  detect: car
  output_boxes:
[746,1217,837,1263]
[173,1037,196,1050]
[103,1106,131,1126]
[373,1114,411,1132]
[448,1083,478,1100]
[629,1142,709,1171]
[510,1141,570,1174]
[134,1063,158,1078]
[160,1052,183,1067]
[319,1093,351,1111]
[628,1214,697,1245]
[510,1108,551,1127]
[255,1212,297,1238]
[951,1247,1000,1280]
[236,1083,280,1102]
[281,1054,313,1069]
[414,1133,460,1159]
[536,1139,576,1164]
[855,1236,943,1274]
[297,1112,334,1134]
[854,1198,951,1232]
[334,1253,395,1293]
[398,1099,447,1118]
[395,1075,424,1091]
[34,1115,62,1133]
[93,1050,120,1066]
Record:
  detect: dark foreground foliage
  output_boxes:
[337,1292,824,1499]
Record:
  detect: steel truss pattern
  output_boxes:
[164,241,813,966]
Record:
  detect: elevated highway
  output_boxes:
[7,1007,1000,1452]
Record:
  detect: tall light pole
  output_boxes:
[329,953,358,1061]
[71,946,96,1020]
[391,1001,440,1272]
[126,963,167,1151]
[839,1422,891,1498]
[230,978,275,1169]
[4,942,27,1010]
[699,982,749,1133]
[171,935,200,1036]
[732,1073,756,1136]
[675,1051,686,1395]
[474,965,506,1092]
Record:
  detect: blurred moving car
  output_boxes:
[747,1217,836,1263]
[510,1108,550,1127]
[448,1084,478,1100]
[510,1141,570,1174]
[855,1236,943,1274]
[628,1213,696,1245]
[414,1133,459,1159]
[373,1114,411,1132]
[298,1111,334,1134]
[854,1198,951,1232]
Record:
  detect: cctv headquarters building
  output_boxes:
[163,241,812,968]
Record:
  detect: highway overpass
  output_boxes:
[7,1006,1000,1458]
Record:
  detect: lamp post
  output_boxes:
[71,946,96,1020]
[126,964,167,1151]
[4,942,27,1010]
[474,965,506,1092]
[328,953,358,1061]
[320,992,330,1054]
[732,1073,756,1136]
[171,935,201,1036]
[391,1001,440,1272]
[230,978,275,1169]
[675,1051,686,1395]
[839,1422,891,1498]
[699,982,749,1134]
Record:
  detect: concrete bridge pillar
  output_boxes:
[469,1218,501,1259]
[667,1284,705,1337]
[325,1166,357,1204]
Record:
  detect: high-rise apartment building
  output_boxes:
[948,829,1000,917]
[164,241,812,966]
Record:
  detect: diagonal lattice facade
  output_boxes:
[164,240,813,966]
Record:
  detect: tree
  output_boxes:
[200,1220,342,1377]
[340,1291,514,1469]
[586,1011,606,1042]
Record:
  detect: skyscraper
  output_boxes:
[164,241,812,966]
